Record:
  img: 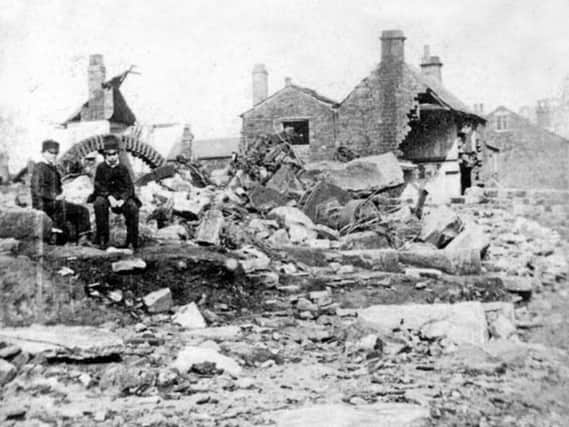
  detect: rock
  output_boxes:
[0,359,17,386]
[336,249,401,272]
[464,186,485,204]
[0,208,52,240]
[302,180,352,224]
[309,290,332,306]
[313,224,340,240]
[62,175,93,204]
[0,325,123,358]
[195,208,224,246]
[0,238,20,254]
[445,221,490,258]
[312,152,404,192]
[267,229,292,247]
[500,276,536,296]
[419,205,463,248]
[359,301,487,346]
[488,314,516,339]
[161,174,194,192]
[171,191,206,219]
[143,288,173,313]
[306,239,331,249]
[111,257,147,273]
[404,267,442,279]
[0,345,21,359]
[265,165,304,196]
[296,298,319,313]
[339,231,390,250]
[273,402,429,427]
[155,224,188,241]
[172,346,242,376]
[269,206,314,229]
[399,248,481,275]
[184,326,241,340]
[249,185,288,212]
[173,302,207,329]
[234,245,271,272]
[288,223,318,243]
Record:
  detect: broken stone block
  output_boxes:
[0,238,20,254]
[309,290,332,306]
[0,325,124,358]
[313,224,339,240]
[419,206,463,248]
[316,152,404,192]
[111,257,147,273]
[195,208,224,246]
[267,229,292,247]
[265,164,304,195]
[234,246,271,272]
[305,239,331,250]
[155,224,188,241]
[273,403,429,427]
[302,180,352,224]
[269,206,314,229]
[143,288,173,313]
[249,185,288,212]
[339,231,390,250]
[0,359,17,386]
[172,346,242,376]
[399,248,481,275]
[296,298,319,313]
[161,174,195,192]
[288,223,318,244]
[404,267,443,279]
[0,208,52,240]
[0,344,21,359]
[488,314,516,339]
[171,192,205,220]
[62,175,94,204]
[336,199,378,229]
[336,249,401,272]
[500,276,536,296]
[358,301,487,346]
[173,302,206,329]
[464,186,485,204]
[445,221,490,258]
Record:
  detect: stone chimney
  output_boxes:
[284,77,292,87]
[252,64,268,106]
[381,29,406,63]
[420,45,443,83]
[88,54,106,99]
[473,103,484,115]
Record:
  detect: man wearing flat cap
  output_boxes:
[88,134,140,249]
[31,140,91,243]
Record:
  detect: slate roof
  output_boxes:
[192,137,241,160]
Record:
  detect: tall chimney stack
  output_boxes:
[381,30,406,63]
[88,54,106,100]
[252,64,268,106]
[420,45,443,83]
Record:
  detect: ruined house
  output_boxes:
[241,30,486,200]
[482,106,569,189]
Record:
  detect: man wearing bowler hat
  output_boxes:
[88,134,140,249]
[31,139,91,243]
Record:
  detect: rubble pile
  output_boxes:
[1,144,568,425]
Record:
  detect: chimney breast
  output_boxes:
[252,64,268,106]
[381,29,406,63]
[88,54,106,99]
[420,45,443,83]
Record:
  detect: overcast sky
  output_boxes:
[2,0,569,169]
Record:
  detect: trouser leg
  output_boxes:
[122,199,139,248]
[93,196,110,244]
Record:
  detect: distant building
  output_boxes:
[482,106,569,189]
[192,137,240,172]
[241,30,486,201]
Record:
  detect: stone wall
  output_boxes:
[241,87,337,162]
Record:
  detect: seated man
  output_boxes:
[31,140,91,243]
[88,135,140,249]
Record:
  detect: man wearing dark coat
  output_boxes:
[88,135,140,249]
[31,140,91,243]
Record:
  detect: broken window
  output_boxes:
[281,120,309,145]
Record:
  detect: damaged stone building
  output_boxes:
[241,30,486,201]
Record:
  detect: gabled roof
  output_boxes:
[241,84,339,117]
[404,64,484,122]
[192,137,240,160]
[62,72,136,126]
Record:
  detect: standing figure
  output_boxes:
[31,140,91,243]
[88,135,140,249]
